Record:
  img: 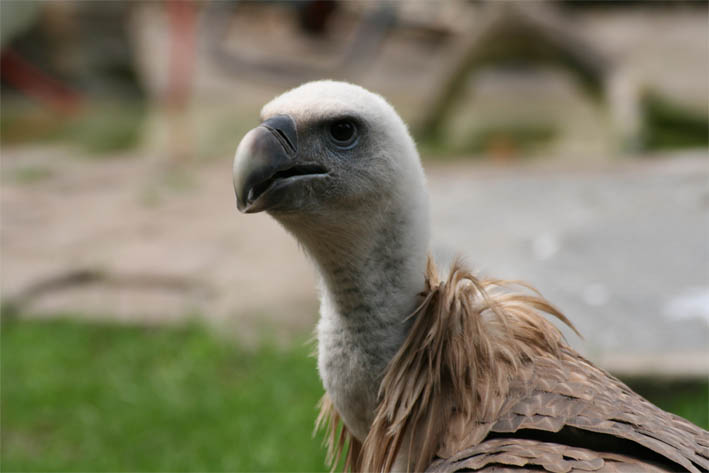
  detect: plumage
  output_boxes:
[232,80,709,472]
[317,260,708,472]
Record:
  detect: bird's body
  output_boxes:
[232,81,709,472]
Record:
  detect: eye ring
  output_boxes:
[328,119,358,149]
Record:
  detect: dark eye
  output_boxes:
[329,120,358,148]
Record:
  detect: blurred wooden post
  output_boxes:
[165,0,196,162]
[606,68,642,152]
[416,3,642,154]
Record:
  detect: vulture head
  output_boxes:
[233,80,429,324]
[233,80,427,217]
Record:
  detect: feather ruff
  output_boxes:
[317,257,578,472]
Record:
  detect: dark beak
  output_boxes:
[234,114,329,213]
[233,114,303,213]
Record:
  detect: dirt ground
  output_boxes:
[1,145,320,344]
[1,145,707,375]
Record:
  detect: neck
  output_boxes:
[275,201,429,440]
[290,204,428,324]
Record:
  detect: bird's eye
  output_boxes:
[329,120,358,148]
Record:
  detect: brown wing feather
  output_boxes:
[467,347,709,473]
[316,258,709,472]
[428,438,671,473]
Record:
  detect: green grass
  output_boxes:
[641,92,709,151]
[6,165,55,184]
[1,100,146,155]
[2,318,707,472]
[417,123,557,160]
[2,318,328,472]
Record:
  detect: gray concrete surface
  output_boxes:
[428,153,709,376]
[1,146,707,375]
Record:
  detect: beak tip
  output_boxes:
[235,192,252,213]
[235,193,258,214]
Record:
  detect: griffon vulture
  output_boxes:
[232,81,708,472]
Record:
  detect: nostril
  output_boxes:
[261,115,298,156]
[274,128,296,154]
[263,125,297,156]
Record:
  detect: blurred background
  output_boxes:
[1,0,707,471]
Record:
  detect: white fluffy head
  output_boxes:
[261,80,427,225]
[236,80,430,286]
[262,80,408,140]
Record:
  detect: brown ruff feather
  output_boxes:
[316,257,709,472]
[316,394,363,472]
[317,257,578,472]
[363,258,579,472]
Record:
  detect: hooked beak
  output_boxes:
[232,114,326,213]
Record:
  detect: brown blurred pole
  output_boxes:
[165,0,196,162]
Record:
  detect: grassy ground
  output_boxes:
[2,317,707,472]
[2,318,328,472]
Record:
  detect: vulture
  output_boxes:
[232,80,708,472]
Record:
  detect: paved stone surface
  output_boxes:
[428,153,709,376]
[0,146,320,345]
[1,146,707,374]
